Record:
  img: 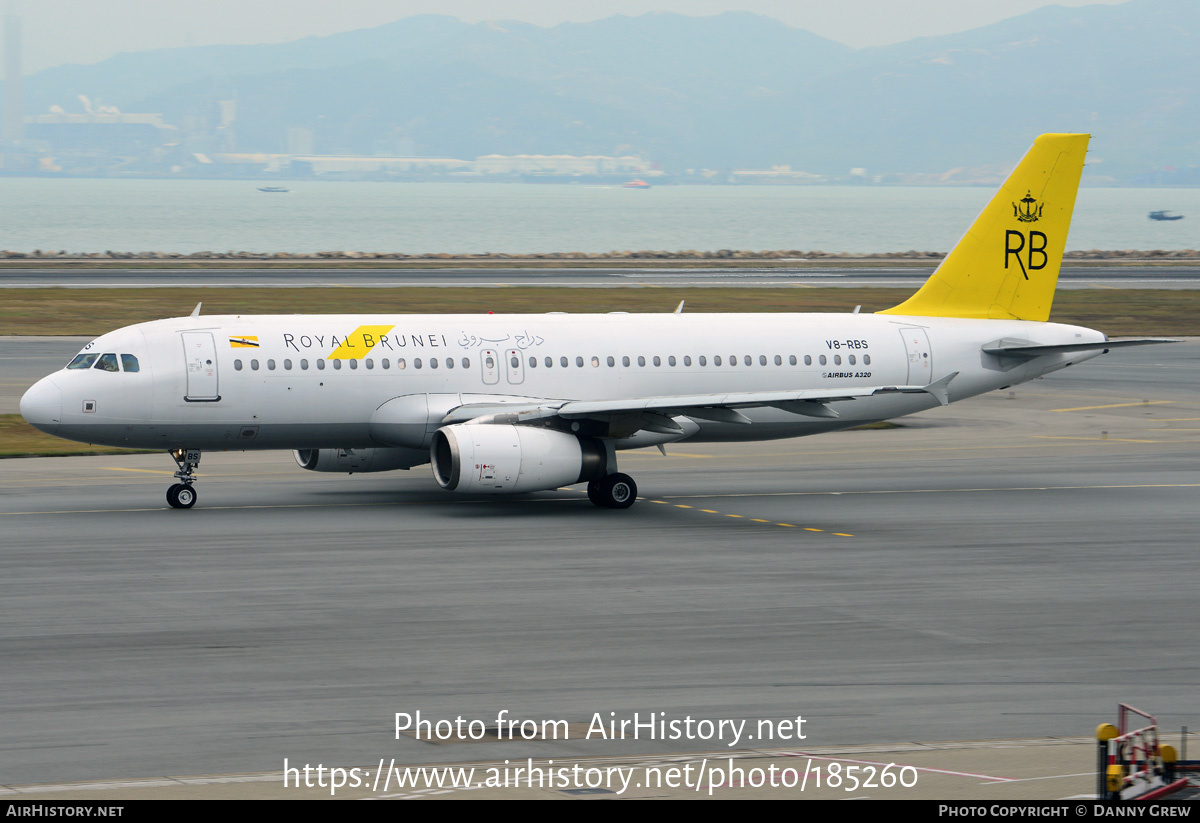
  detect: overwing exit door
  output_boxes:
[505,349,525,384]
[480,349,499,385]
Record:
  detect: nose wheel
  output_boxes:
[167,448,201,509]
[587,472,638,509]
[166,483,197,509]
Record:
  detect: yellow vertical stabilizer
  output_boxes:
[880,133,1089,321]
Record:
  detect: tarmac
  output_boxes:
[1,338,1197,800]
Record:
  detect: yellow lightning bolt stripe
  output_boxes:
[327,325,395,360]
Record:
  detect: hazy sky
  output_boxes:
[8,0,1127,75]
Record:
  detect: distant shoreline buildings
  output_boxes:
[4,108,1199,185]
[199,151,657,181]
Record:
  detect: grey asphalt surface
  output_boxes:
[2,265,1200,289]
[1,340,1197,789]
[0,337,89,414]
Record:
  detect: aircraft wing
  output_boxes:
[441,373,958,430]
[982,338,1177,357]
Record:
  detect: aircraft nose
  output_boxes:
[20,376,62,435]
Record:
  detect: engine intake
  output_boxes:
[431,424,607,493]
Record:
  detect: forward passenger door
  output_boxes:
[181,332,220,401]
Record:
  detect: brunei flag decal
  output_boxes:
[229,335,260,348]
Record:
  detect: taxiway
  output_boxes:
[1,341,1196,791]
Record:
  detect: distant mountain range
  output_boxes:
[21,0,1200,180]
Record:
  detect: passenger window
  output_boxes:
[819,355,827,366]
[560,357,568,368]
[591,356,600,368]
[759,355,767,366]
[415,358,423,369]
[349,359,358,370]
[333,360,342,370]
[849,355,856,365]
[94,353,120,372]
[834,355,841,365]
[699,356,707,366]
[805,355,813,366]
[789,355,797,366]
[317,359,325,370]
[622,356,630,367]
[382,358,390,370]
[607,356,615,367]
[121,354,140,372]
[462,358,470,368]
[284,359,293,370]
[430,358,438,369]
[653,356,661,367]
[446,358,454,369]
[730,356,738,367]
[251,359,260,371]
[529,356,537,368]
[684,356,692,366]
[301,359,309,370]
[234,359,243,371]
[773,355,781,366]
[714,356,722,366]
[268,359,277,370]
[365,359,373,369]
[745,355,752,366]
[575,356,584,368]
[397,359,406,370]
[864,354,871,365]
[637,356,646,367]
[511,355,519,368]
[545,356,553,368]
[667,356,676,367]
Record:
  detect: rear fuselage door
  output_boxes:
[898,327,933,385]
[182,332,220,401]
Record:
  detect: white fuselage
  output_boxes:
[20,311,1106,453]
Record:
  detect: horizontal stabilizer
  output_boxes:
[982,338,1178,358]
[922,371,957,406]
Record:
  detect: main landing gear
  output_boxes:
[166,448,201,509]
[587,472,638,509]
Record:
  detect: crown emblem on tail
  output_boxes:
[1013,190,1044,223]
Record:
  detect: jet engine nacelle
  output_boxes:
[431,424,607,494]
[293,447,428,473]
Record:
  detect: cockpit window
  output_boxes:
[121,354,140,373]
[67,353,99,370]
[94,353,120,372]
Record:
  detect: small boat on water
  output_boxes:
[1148,210,1183,221]
[258,186,289,193]
[622,179,651,189]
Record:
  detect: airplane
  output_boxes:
[19,133,1172,510]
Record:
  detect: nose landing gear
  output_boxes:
[166,449,201,509]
